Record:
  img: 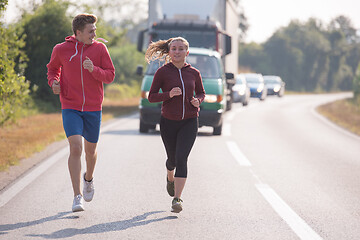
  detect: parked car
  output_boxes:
[136,48,231,135]
[243,73,267,101]
[263,75,285,97]
[232,74,250,106]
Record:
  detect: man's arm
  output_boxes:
[89,44,115,84]
[47,45,62,88]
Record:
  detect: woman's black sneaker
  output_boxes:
[167,177,175,197]
[171,197,183,213]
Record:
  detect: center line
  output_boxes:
[226,141,251,166]
[223,123,231,136]
[256,184,323,240]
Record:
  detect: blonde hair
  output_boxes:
[145,37,189,63]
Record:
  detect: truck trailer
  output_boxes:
[136,0,240,134]
[138,0,239,108]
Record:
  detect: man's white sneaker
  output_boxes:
[83,173,94,202]
[72,194,84,212]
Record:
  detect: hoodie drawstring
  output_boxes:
[69,42,78,62]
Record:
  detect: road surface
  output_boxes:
[1,92,359,240]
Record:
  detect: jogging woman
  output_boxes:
[146,37,205,213]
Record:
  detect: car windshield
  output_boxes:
[264,78,280,84]
[152,31,217,50]
[245,76,262,83]
[146,59,165,75]
[236,77,245,84]
[146,54,221,78]
[186,55,221,78]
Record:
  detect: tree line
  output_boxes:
[1,0,359,127]
[0,0,146,126]
[238,16,360,97]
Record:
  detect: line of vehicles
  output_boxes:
[135,0,285,135]
[232,73,286,106]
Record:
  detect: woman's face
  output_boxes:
[169,40,189,64]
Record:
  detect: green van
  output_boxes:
[137,48,232,135]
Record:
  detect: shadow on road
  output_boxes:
[19,211,176,239]
[0,211,76,234]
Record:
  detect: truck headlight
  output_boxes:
[205,94,222,103]
[141,91,149,99]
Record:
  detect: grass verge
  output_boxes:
[0,97,139,171]
[317,97,360,136]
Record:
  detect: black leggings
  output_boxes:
[160,116,198,178]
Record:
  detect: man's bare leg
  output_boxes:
[67,135,83,196]
[84,139,97,181]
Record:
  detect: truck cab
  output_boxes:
[138,48,230,135]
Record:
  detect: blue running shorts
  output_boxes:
[62,109,102,143]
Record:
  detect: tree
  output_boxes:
[109,40,145,85]
[354,64,360,100]
[238,16,360,92]
[17,0,72,109]
[0,0,31,125]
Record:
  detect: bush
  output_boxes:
[109,42,145,85]
[0,17,32,125]
[105,82,140,100]
[19,0,72,110]
[354,64,360,102]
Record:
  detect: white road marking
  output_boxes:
[0,147,68,208]
[226,141,251,166]
[249,169,263,184]
[235,107,245,113]
[0,115,136,208]
[223,123,231,136]
[226,111,236,121]
[256,184,323,240]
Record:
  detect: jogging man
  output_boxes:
[47,13,115,212]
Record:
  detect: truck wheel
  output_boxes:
[139,121,149,133]
[213,124,222,135]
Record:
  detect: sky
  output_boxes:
[3,0,360,43]
[241,0,360,43]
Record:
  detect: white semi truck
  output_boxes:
[137,0,240,110]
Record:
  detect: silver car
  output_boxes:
[232,74,250,106]
[263,75,285,97]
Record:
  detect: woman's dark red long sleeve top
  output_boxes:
[148,62,205,121]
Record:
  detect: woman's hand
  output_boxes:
[190,97,200,107]
[169,87,182,98]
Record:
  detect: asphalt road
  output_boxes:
[0,92,359,240]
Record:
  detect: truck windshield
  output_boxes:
[146,54,221,79]
[152,31,217,50]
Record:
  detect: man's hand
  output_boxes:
[83,56,94,72]
[169,87,182,98]
[190,97,200,107]
[52,81,60,94]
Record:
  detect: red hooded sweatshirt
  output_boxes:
[148,62,205,121]
[47,35,115,111]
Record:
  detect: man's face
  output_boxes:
[76,23,96,45]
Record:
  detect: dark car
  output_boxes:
[232,74,250,106]
[243,73,267,101]
[264,75,285,97]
